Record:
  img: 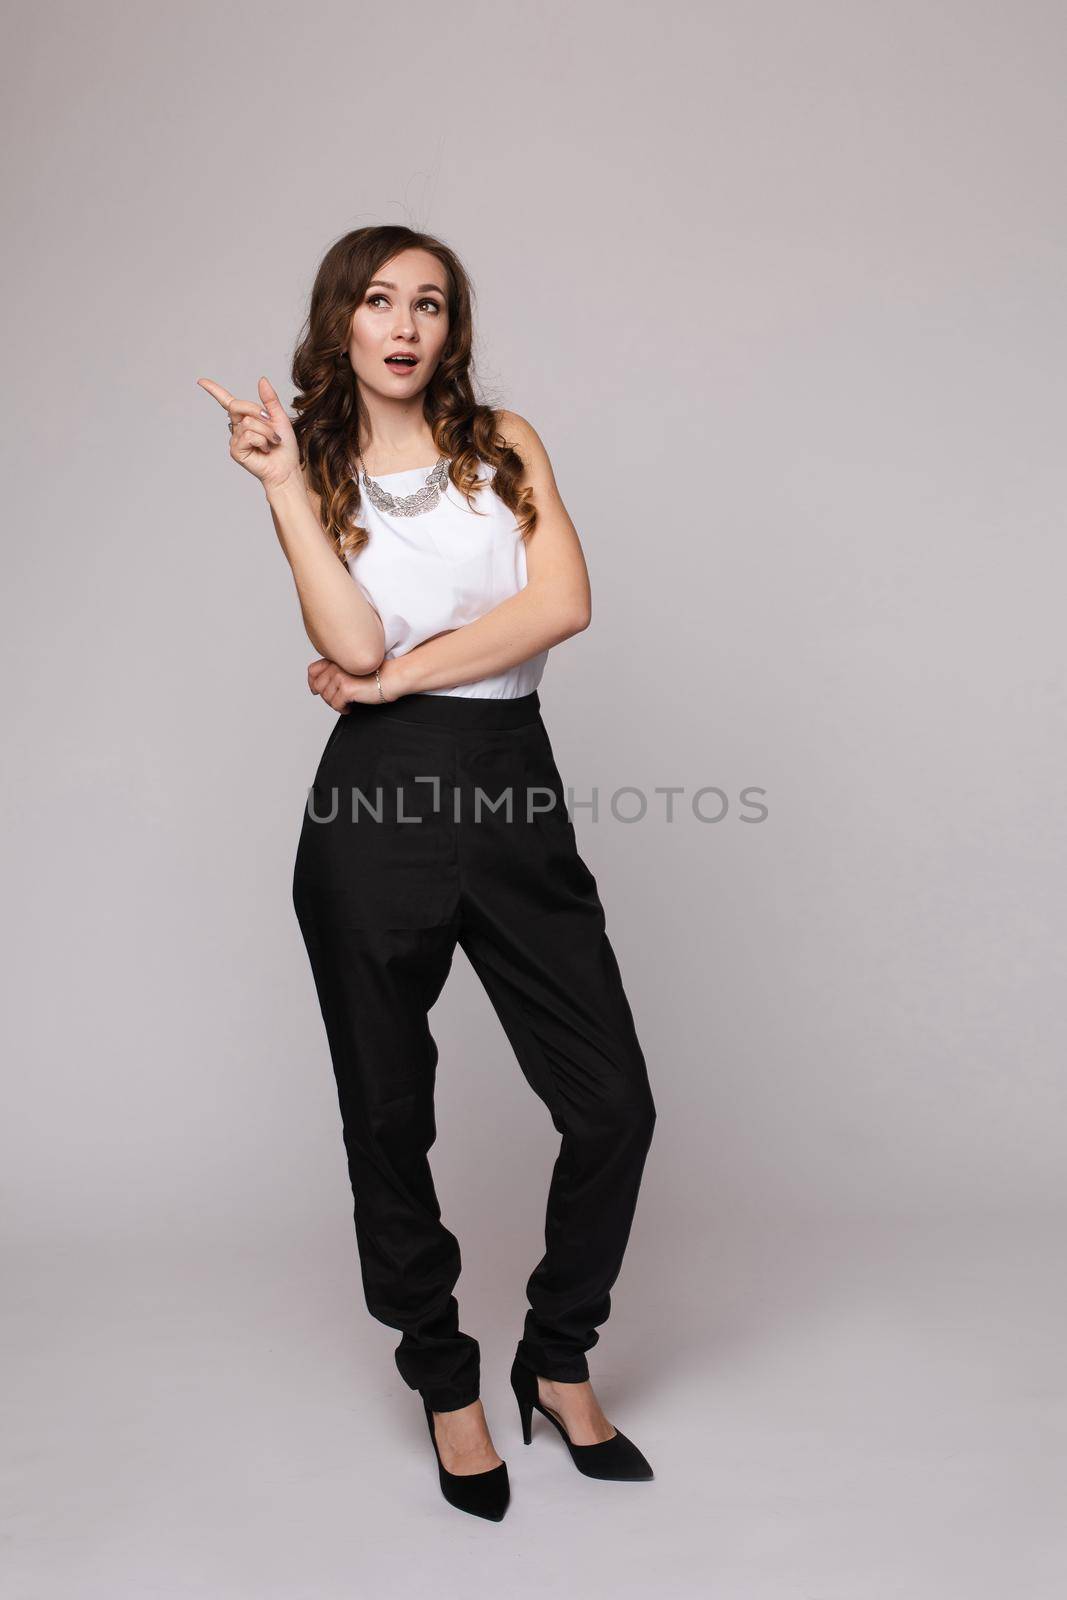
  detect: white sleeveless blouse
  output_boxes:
[345,458,549,699]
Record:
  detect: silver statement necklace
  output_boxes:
[357,455,451,517]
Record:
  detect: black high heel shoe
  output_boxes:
[422,1396,511,1521]
[509,1354,654,1481]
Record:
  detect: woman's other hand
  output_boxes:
[196,374,300,493]
[308,656,403,709]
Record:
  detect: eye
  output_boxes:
[366,294,442,314]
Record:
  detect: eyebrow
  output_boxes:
[366,279,446,296]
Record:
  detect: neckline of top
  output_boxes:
[358,459,450,482]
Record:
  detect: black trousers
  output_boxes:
[291,689,657,1413]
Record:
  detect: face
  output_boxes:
[347,248,451,397]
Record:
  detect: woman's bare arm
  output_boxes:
[197,374,386,676]
[266,470,386,677]
[380,412,591,699]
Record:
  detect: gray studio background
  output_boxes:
[3,1,1064,1596]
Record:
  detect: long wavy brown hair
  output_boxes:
[290,224,536,564]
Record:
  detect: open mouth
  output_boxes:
[385,355,419,369]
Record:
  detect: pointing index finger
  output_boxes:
[196,377,236,412]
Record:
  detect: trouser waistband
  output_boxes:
[347,689,542,730]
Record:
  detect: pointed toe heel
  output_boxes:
[422,1397,511,1521]
[509,1354,654,1481]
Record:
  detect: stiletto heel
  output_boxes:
[517,1387,534,1445]
[509,1353,654,1481]
[422,1396,511,1521]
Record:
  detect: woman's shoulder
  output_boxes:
[490,409,555,480]
[492,407,537,455]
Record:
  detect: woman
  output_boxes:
[197,225,657,1521]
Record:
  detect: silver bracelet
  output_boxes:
[375,667,385,704]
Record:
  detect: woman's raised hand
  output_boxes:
[196,374,301,492]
